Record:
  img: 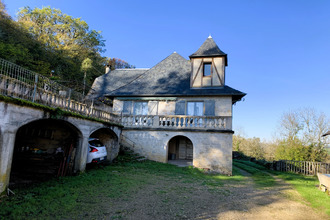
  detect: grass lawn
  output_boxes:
[1,157,329,219]
[234,159,330,216]
[0,158,243,219]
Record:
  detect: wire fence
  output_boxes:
[0,58,119,123]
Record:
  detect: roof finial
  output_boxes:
[208,34,212,39]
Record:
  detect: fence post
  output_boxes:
[32,74,38,102]
[67,89,72,110]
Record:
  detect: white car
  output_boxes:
[87,138,107,164]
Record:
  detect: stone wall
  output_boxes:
[0,101,121,194]
[113,96,232,117]
[121,129,233,175]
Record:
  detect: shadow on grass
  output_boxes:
[1,157,326,219]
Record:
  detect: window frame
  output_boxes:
[203,62,212,77]
[133,101,148,115]
[187,101,204,116]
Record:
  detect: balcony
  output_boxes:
[121,115,232,131]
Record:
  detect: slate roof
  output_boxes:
[190,36,227,58]
[89,52,246,103]
[87,69,148,99]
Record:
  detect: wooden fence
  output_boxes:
[275,160,330,176]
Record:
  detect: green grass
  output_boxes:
[234,159,330,216]
[0,158,244,219]
[274,171,330,216]
[233,160,276,188]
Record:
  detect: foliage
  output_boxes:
[108,58,136,70]
[0,2,134,94]
[275,108,329,162]
[233,135,266,160]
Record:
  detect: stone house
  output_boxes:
[89,36,246,174]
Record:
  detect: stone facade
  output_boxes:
[0,101,122,194]
[121,129,233,175]
[117,96,234,174]
[90,36,246,175]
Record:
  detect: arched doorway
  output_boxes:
[89,128,119,162]
[168,136,193,166]
[10,119,81,188]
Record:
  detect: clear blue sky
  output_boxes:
[4,0,330,141]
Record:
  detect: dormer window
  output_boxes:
[203,63,212,77]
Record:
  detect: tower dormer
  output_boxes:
[189,36,227,88]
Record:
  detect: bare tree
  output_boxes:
[276,108,329,161]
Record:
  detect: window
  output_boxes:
[187,102,203,116]
[133,102,148,115]
[123,101,132,114]
[203,63,212,77]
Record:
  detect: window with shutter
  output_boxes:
[187,102,203,116]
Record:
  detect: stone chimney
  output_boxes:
[105,64,111,74]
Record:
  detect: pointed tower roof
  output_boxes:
[189,36,228,65]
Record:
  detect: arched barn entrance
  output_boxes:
[10,119,81,188]
[168,136,193,166]
[89,128,119,162]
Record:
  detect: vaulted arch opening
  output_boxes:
[10,119,82,188]
[89,128,119,163]
[167,136,193,166]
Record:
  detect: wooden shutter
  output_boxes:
[175,100,185,115]
[148,101,158,115]
[204,100,215,116]
[123,101,132,114]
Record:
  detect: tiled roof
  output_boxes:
[89,52,246,103]
[87,69,148,99]
[190,36,227,58]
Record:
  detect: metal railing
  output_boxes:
[0,58,120,123]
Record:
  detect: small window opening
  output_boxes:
[203,63,212,77]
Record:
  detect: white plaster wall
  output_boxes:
[158,101,175,115]
[214,97,232,116]
[113,99,123,113]
[122,129,233,175]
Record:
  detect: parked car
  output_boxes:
[87,138,107,164]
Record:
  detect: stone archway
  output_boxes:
[168,136,193,166]
[90,128,119,162]
[10,119,82,188]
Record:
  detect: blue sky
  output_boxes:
[4,0,330,141]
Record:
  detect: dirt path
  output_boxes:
[102,168,328,220]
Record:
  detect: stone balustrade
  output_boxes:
[121,114,232,130]
[0,74,121,123]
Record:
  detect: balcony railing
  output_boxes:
[0,58,120,123]
[121,115,232,130]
